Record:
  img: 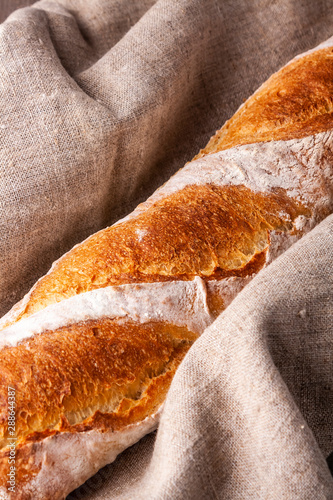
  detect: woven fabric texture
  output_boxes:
[1,0,333,498]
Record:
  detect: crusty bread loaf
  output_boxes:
[1,38,333,499]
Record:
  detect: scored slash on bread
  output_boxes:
[1,39,333,499]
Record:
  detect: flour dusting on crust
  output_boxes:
[0,407,162,500]
[0,277,214,348]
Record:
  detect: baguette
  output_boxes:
[1,38,333,499]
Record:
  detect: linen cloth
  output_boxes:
[0,0,333,498]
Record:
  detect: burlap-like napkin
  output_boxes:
[1,0,333,498]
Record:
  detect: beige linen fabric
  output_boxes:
[1,0,333,498]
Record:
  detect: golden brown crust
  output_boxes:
[0,320,196,450]
[194,47,333,157]
[12,184,308,322]
[0,370,175,493]
[0,319,195,491]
